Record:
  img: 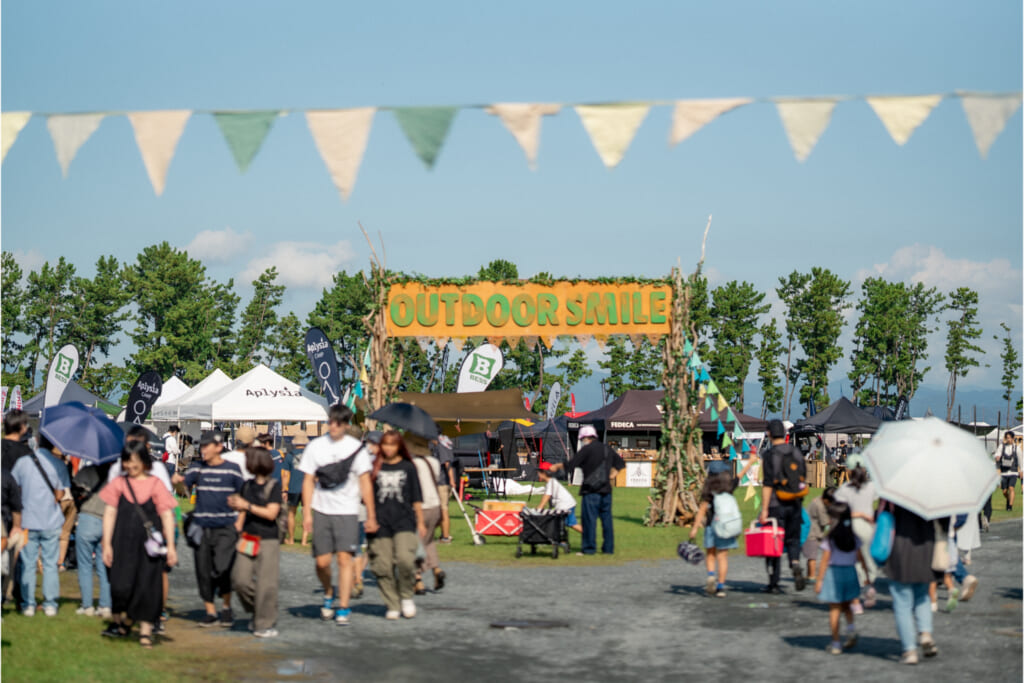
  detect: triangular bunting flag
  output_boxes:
[699,368,711,383]
[704,396,712,410]
[733,425,743,439]
[484,103,560,169]
[2,112,32,162]
[721,433,732,449]
[128,110,191,196]
[775,99,838,162]
[726,408,736,423]
[865,95,941,146]
[960,93,1023,158]
[504,336,521,350]
[753,492,761,510]
[574,104,650,169]
[47,113,105,177]
[698,384,707,399]
[729,446,737,460]
[213,111,280,172]
[741,440,751,453]
[717,421,724,437]
[576,335,591,348]
[450,338,465,352]
[306,108,376,201]
[593,335,608,350]
[683,339,694,355]
[522,335,539,349]
[669,97,751,146]
[541,336,558,349]
[707,380,719,394]
[629,334,645,347]
[717,394,728,412]
[687,355,701,370]
[415,337,432,354]
[710,406,718,421]
[393,107,458,169]
[743,484,755,502]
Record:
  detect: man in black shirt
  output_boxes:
[758,420,807,594]
[550,425,625,555]
[2,410,33,472]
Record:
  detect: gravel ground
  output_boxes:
[167,520,1022,682]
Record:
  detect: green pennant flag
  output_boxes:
[707,380,719,394]
[393,107,458,169]
[704,396,712,410]
[213,111,279,172]
[727,407,736,422]
[722,433,733,448]
[683,339,694,355]
[710,406,718,421]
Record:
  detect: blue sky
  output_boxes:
[2,1,1021,409]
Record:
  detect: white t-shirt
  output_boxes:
[221,450,253,481]
[107,459,174,493]
[163,433,180,465]
[413,456,441,509]
[544,477,576,512]
[298,434,371,516]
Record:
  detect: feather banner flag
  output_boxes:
[214,111,280,172]
[306,108,376,201]
[394,107,458,169]
[669,97,751,145]
[2,112,32,162]
[47,113,105,177]
[775,98,838,161]
[575,104,650,169]
[128,110,191,195]
[960,93,1023,158]
[485,103,560,169]
[866,95,942,146]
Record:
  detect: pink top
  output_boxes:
[100,475,178,516]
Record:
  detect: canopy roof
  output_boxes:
[396,388,537,426]
[571,390,665,432]
[21,381,119,417]
[697,407,767,435]
[151,369,233,421]
[176,365,328,422]
[794,396,882,435]
[152,376,191,407]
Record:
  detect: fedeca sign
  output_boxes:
[386,282,671,339]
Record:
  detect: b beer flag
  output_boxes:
[44,345,79,409]
[304,327,341,406]
[456,344,504,393]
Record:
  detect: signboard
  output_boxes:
[304,327,341,405]
[386,282,671,339]
[625,461,653,488]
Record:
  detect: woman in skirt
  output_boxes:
[100,440,179,648]
[814,502,861,655]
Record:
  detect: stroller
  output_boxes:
[515,509,569,559]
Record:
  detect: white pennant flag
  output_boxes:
[47,113,105,177]
[669,98,751,146]
[128,110,191,196]
[775,99,838,162]
[866,95,942,146]
[485,103,560,169]
[960,94,1022,159]
[575,104,650,169]
[306,108,376,201]
[2,112,32,162]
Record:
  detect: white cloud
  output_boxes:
[184,227,253,263]
[8,249,46,275]
[240,239,358,290]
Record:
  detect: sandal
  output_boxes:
[102,623,130,638]
[139,634,153,650]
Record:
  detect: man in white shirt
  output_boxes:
[299,405,377,626]
[162,425,181,469]
[222,425,255,481]
[536,462,582,533]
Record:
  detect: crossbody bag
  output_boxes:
[124,477,168,558]
[28,453,63,505]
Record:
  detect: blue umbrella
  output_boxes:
[40,401,124,464]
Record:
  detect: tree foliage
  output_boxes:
[706,280,770,411]
[235,267,285,370]
[755,319,785,419]
[307,271,372,385]
[995,322,1019,428]
[944,287,984,421]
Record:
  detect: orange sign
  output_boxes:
[386,282,671,338]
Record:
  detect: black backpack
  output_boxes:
[771,443,808,502]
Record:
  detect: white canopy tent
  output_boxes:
[152,376,191,407]
[176,364,328,422]
[151,369,233,421]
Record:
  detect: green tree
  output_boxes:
[67,255,131,383]
[477,259,519,282]
[307,271,372,384]
[555,348,593,413]
[598,337,630,400]
[1,252,27,378]
[707,281,770,410]
[776,271,811,419]
[995,322,1020,428]
[755,319,785,418]
[235,267,285,368]
[265,312,307,384]
[944,287,984,421]
[23,257,77,390]
[625,338,663,391]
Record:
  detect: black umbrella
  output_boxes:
[368,403,440,440]
[117,422,163,448]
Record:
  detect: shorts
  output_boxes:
[802,537,822,562]
[287,492,302,507]
[311,511,360,557]
[703,523,739,551]
[565,507,578,527]
[438,484,452,506]
[1001,475,1018,489]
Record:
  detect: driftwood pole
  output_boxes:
[360,226,403,429]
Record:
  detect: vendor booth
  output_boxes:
[175,364,328,422]
[151,369,233,425]
[21,380,119,418]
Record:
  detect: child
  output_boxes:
[803,487,837,590]
[687,458,756,597]
[814,502,860,654]
[536,462,583,534]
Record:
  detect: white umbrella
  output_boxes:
[862,417,999,520]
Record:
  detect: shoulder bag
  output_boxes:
[28,452,63,505]
[124,477,168,558]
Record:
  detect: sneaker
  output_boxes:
[385,610,400,620]
[439,536,453,545]
[920,638,938,658]
[901,650,919,665]
[199,612,219,627]
[21,606,35,617]
[850,601,864,616]
[218,608,234,627]
[320,597,336,621]
[961,575,979,602]
[400,599,416,619]
[761,585,784,595]
[863,586,878,609]
[946,587,960,612]
[715,584,726,598]
[253,628,279,638]
[705,574,717,595]
[101,623,128,638]
[792,565,807,592]
[334,608,351,626]
[42,606,58,617]
[434,570,446,592]
[843,632,858,649]
[826,642,842,655]
[351,582,364,600]
[96,607,112,619]
[76,606,96,617]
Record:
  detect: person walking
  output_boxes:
[758,420,808,594]
[834,454,879,612]
[228,447,282,638]
[223,426,255,481]
[284,433,310,545]
[995,432,1020,511]
[2,409,29,605]
[72,461,114,617]
[368,431,424,620]
[2,463,23,604]
[814,501,861,655]
[2,410,33,471]
[432,435,457,544]
[549,425,625,556]
[298,405,376,626]
[885,502,942,665]
[409,435,446,594]
[162,426,181,471]
[12,434,71,617]
[99,441,178,648]
[803,487,836,591]
[181,431,244,627]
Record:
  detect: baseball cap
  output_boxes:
[235,425,257,446]
[291,433,309,446]
[578,425,598,440]
[538,461,553,471]
[200,430,224,447]
[767,420,786,439]
[365,430,383,445]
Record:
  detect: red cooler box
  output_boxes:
[474,510,523,536]
[744,519,785,557]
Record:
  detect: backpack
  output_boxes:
[771,444,808,502]
[711,492,743,539]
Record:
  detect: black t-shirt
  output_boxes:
[372,460,422,538]
[2,467,22,533]
[240,479,283,540]
[1,439,32,472]
[762,443,802,508]
[567,441,626,495]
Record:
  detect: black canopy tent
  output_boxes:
[497,415,572,468]
[793,396,882,435]
[21,380,119,418]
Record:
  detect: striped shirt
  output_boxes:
[184,460,244,528]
